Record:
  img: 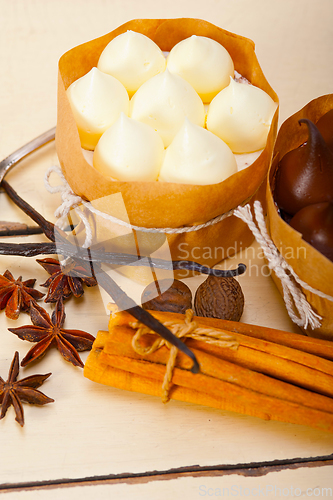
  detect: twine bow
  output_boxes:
[130,309,238,403]
[234,201,333,330]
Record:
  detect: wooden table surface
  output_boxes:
[1,1,333,498]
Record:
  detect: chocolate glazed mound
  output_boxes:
[274,118,333,216]
[289,202,333,262]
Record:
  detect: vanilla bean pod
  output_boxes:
[66,245,246,277]
[0,221,44,237]
[50,230,246,276]
[105,254,246,277]
[0,240,245,277]
[0,241,56,257]
[1,179,55,242]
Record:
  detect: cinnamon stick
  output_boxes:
[187,314,333,361]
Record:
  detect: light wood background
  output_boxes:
[1,0,333,497]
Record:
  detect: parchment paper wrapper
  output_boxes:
[56,18,278,276]
[267,94,333,340]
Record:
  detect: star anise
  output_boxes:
[0,270,45,320]
[0,351,54,426]
[36,258,97,303]
[8,298,95,368]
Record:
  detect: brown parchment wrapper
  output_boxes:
[267,94,333,340]
[56,18,278,272]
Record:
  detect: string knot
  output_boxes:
[130,310,238,403]
[44,166,93,248]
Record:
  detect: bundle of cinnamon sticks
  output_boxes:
[84,309,333,433]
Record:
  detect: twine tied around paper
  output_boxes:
[234,201,333,330]
[44,166,234,248]
[130,309,238,403]
[44,166,94,248]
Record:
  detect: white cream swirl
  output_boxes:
[97,30,166,97]
[166,35,234,103]
[206,77,277,153]
[159,118,237,184]
[93,113,164,181]
[66,67,129,150]
[130,69,205,147]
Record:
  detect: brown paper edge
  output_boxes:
[266,94,333,339]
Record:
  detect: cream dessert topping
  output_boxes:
[66,31,276,185]
[166,35,234,103]
[206,77,277,153]
[66,67,129,150]
[93,113,164,181]
[97,30,166,97]
[130,69,205,147]
[158,118,237,185]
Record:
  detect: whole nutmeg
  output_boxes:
[141,279,192,314]
[194,275,244,321]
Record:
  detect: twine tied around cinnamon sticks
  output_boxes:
[129,309,238,403]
